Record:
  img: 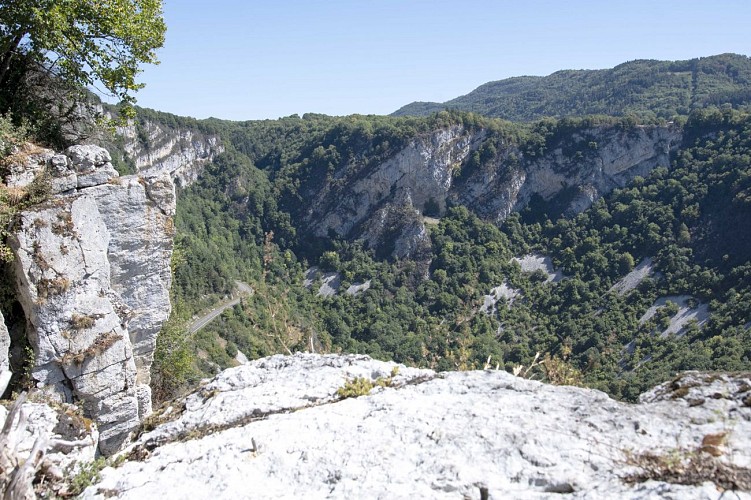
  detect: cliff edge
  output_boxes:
[3,144,175,455]
[84,354,751,499]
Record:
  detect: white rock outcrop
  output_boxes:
[479,282,520,314]
[610,257,656,296]
[298,123,680,259]
[84,354,751,499]
[7,145,175,455]
[312,126,479,240]
[639,295,710,337]
[116,120,223,187]
[455,124,682,224]
[302,126,483,258]
[512,254,565,283]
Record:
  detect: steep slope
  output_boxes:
[393,53,751,120]
[4,144,175,454]
[103,107,224,187]
[166,109,751,401]
[84,354,751,499]
[245,114,679,260]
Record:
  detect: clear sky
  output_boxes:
[130,0,751,121]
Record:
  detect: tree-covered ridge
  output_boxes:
[393,54,751,122]
[155,107,751,402]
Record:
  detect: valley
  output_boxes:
[109,70,751,404]
[2,47,751,497]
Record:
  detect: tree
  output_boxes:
[0,0,165,119]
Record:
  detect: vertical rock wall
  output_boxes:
[115,120,223,187]
[6,145,175,455]
[300,123,680,259]
[0,310,10,394]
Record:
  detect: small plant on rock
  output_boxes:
[336,377,374,399]
[70,313,96,330]
[512,349,583,386]
[337,369,401,399]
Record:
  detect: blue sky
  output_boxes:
[131,0,751,121]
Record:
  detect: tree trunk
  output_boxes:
[0,34,25,88]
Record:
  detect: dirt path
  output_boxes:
[187,280,253,334]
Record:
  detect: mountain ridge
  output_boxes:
[393,53,751,121]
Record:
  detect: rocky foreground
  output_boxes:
[72,354,751,499]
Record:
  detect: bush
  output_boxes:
[336,377,374,398]
[151,305,197,403]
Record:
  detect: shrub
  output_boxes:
[336,377,374,399]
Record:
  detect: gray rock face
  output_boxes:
[300,123,680,259]
[6,145,175,454]
[307,126,482,259]
[455,124,681,223]
[314,126,478,238]
[3,144,55,189]
[65,144,119,188]
[85,354,751,499]
[9,195,139,455]
[115,120,223,187]
[0,310,9,393]
[83,176,175,402]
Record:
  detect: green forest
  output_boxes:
[136,102,751,403]
[393,53,751,122]
[4,18,747,404]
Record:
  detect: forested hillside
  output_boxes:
[393,53,751,121]
[136,102,751,402]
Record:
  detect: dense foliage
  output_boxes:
[150,105,751,402]
[393,54,751,122]
[0,0,165,146]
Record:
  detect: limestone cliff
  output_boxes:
[114,118,223,187]
[454,124,681,223]
[4,144,175,455]
[83,354,751,498]
[299,123,681,259]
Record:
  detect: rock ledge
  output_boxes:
[84,354,751,499]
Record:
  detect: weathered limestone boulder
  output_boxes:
[84,354,751,499]
[65,144,119,188]
[9,195,139,454]
[6,144,175,454]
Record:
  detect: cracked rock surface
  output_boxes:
[7,144,175,454]
[85,354,750,499]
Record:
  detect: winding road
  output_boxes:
[187,280,254,334]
